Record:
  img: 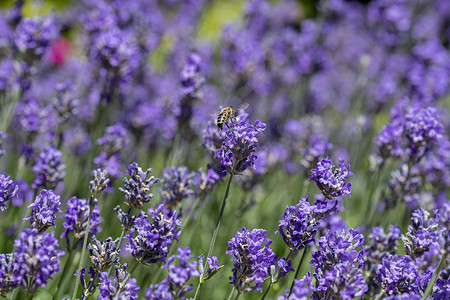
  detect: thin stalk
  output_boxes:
[261,282,272,300]
[117,261,140,294]
[71,197,95,300]
[375,290,385,300]
[422,252,447,300]
[194,163,236,300]
[53,252,73,300]
[289,247,308,296]
[226,286,236,300]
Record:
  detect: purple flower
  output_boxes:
[146,247,200,299]
[32,145,66,190]
[14,17,59,60]
[25,189,61,233]
[13,228,64,292]
[97,123,128,156]
[0,254,20,295]
[98,264,140,300]
[310,229,367,299]
[158,166,198,207]
[216,120,266,174]
[0,172,19,211]
[51,81,79,126]
[309,157,354,199]
[63,126,91,155]
[300,134,333,171]
[278,271,316,300]
[61,196,101,251]
[89,169,110,196]
[404,106,444,155]
[403,207,439,259]
[364,226,401,295]
[383,292,422,300]
[180,52,204,97]
[375,122,404,160]
[88,236,120,273]
[125,203,181,265]
[276,194,318,252]
[119,162,159,209]
[114,206,135,231]
[197,254,222,283]
[226,227,277,293]
[376,254,420,295]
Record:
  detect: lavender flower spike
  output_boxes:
[309,157,354,199]
[13,228,64,292]
[119,162,159,209]
[32,145,66,190]
[125,203,181,265]
[216,120,266,174]
[226,227,277,294]
[98,264,140,300]
[25,189,61,233]
[0,172,18,211]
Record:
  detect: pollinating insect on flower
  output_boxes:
[216,119,266,174]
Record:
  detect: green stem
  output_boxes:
[226,286,236,300]
[422,252,448,300]
[108,224,127,277]
[375,290,385,300]
[53,252,73,300]
[71,197,95,300]
[261,282,272,300]
[194,164,236,300]
[289,247,308,296]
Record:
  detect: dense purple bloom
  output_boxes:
[14,17,59,60]
[278,271,316,300]
[51,80,79,126]
[98,264,140,300]
[119,162,159,209]
[226,227,276,293]
[404,106,444,155]
[309,157,354,199]
[180,52,204,97]
[145,247,200,299]
[88,236,120,273]
[0,172,19,211]
[97,123,128,156]
[125,203,181,265]
[0,254,20,296]
[375,122,404,160]
[216,120,266,174]
[25,189,61,233]
[158,166,198,207]
[32,144,66,190]
[13,228,64,292]
[376,254,420,295]
[383,292,422,300]
[364,226,401,295]
[88,27,139,79]
[277,194,318,252]
[61,196,101,250]
[300,134,333,171]
[310,229,367,299]
[403,207,439,260]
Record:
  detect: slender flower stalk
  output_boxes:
[194,163,236,300]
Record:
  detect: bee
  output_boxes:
[216,103,249,130]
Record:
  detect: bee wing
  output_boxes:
[236,103,249,111]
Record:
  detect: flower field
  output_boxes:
[0,0,449,299]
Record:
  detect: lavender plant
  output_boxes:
[0,0,449,299]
